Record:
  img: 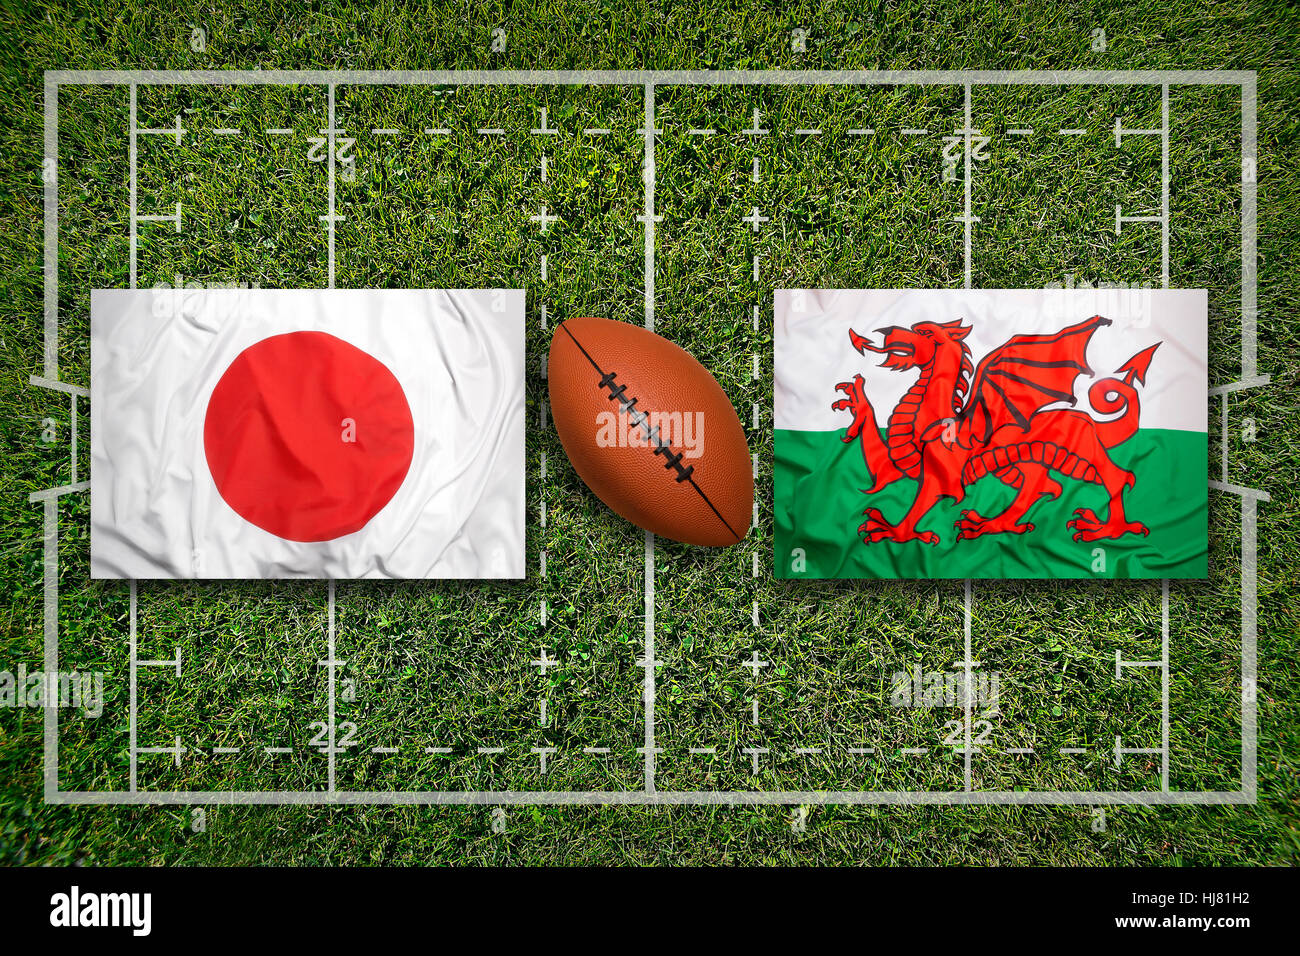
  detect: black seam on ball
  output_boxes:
[557,321,742,542]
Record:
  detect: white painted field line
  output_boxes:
[129,579,137,791]
[641,82,658,794]
[129,82,137,287]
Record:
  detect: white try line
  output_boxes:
[44,70,1259,86]
[128,83,137,288]
[43,789,1256,806]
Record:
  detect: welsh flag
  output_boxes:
[774,289,1208,579]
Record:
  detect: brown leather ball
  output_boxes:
[548,317,752,546]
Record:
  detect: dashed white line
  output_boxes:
[532,747,557,773]
[1114,117,1163,146]
[742,747,769,773]
[531,108,558,135]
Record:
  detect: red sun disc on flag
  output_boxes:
[204,331,415,542]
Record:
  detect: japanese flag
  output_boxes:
[91,288,525,579]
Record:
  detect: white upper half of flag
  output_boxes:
[91,288,525,579]
[774,288,1208,433]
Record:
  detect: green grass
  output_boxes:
[775,428,1210,578]
[1,0,1299,865]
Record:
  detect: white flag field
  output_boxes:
[91,288,525,579]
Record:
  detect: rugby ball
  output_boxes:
[548,317,752,546]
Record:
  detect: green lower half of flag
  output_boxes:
[774,427,1208,579]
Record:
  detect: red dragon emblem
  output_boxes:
[832,315,1160,546]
